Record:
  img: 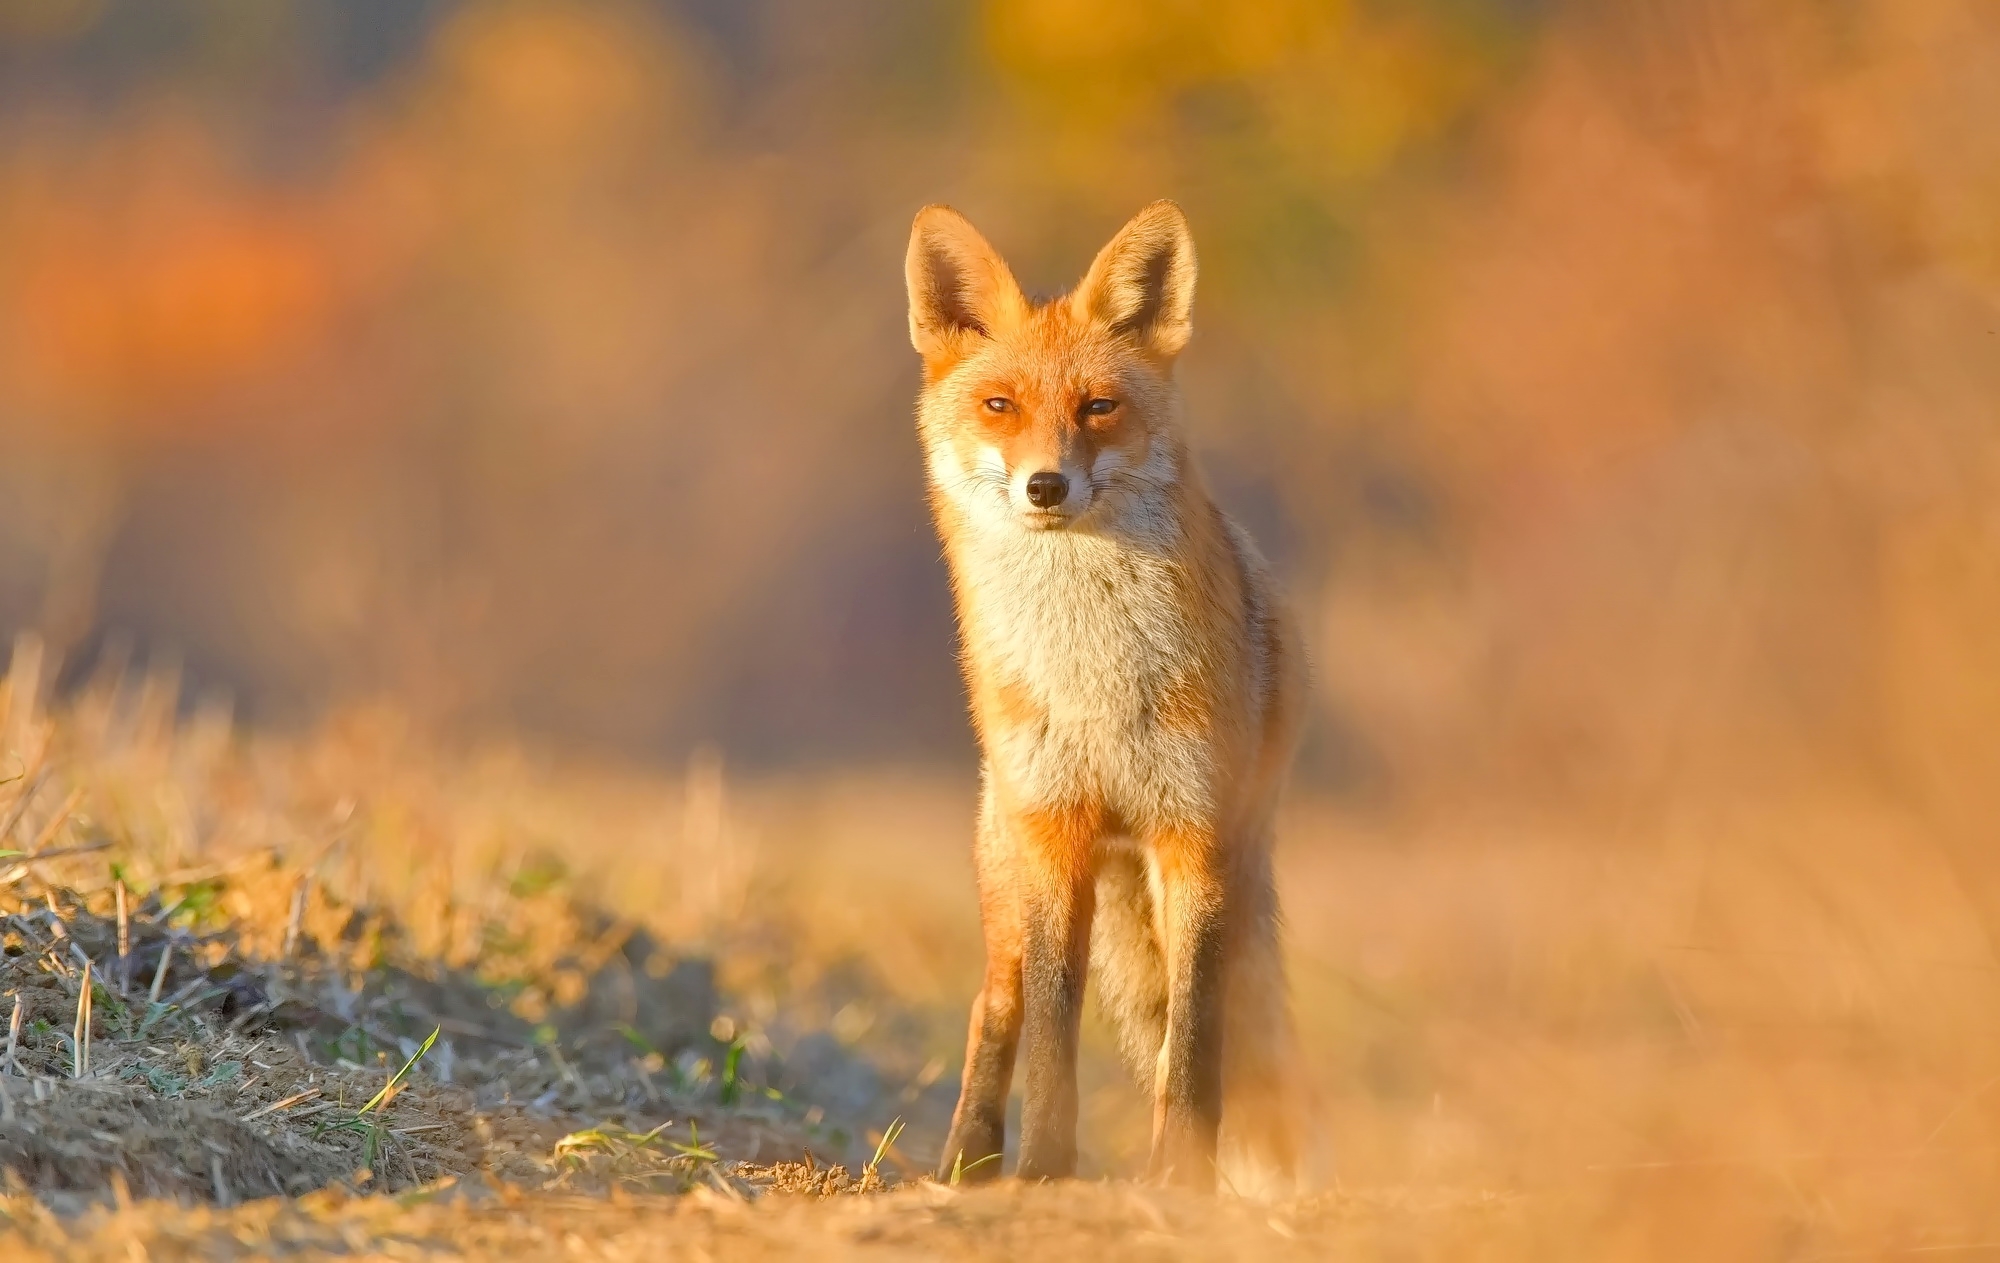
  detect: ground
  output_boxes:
[3,649,1998,1260]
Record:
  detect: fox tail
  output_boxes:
[1090,848,1329,1199]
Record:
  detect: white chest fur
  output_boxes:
[957,527,1218,828]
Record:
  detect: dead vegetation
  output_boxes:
[0,831,848,1207]
[0,634,936,1231]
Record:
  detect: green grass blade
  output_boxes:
[359,1025,440,1116]
[719,1038,744,1106]
[869,1116,904,1171]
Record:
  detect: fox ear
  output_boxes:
[906,205,1028,370]
[1070,200,1196,358]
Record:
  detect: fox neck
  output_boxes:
[934,435,1226,697]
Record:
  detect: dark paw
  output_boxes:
[1013,1140,1077,1182]
[936,1119,1005,1184]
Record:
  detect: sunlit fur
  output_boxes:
[908,201,1321,1197]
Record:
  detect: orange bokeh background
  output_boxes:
[1,0,1995,830]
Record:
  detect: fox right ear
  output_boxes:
[906,205,1027,372]
[1070,200,1196,359]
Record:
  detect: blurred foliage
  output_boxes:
[0,0,1997,847]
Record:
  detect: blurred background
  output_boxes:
[1,0,1995,816]
[4,0,2000,1229]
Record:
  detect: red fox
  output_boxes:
[906,201,1316,1195]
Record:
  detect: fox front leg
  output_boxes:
[1148,829,1228,1190]
[938,967,1019,1183]
[939,796,1023,1183]
[1013,808,1099,1181]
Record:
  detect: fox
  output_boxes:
[905,200,1317,1196]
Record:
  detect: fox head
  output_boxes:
[905,201,1196,539]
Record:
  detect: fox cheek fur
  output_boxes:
[907,200,1323,1195]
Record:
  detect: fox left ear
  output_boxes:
[1070,200,1196,359]
[906,205,1028,373]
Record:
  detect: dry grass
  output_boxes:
[4,635,2000,1260]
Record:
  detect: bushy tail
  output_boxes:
[1091,850,1169,1080]
[1091,848,1328,1199]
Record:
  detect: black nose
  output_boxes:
[1025,471,1069,508]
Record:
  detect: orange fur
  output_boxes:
[908,202,1321,1195]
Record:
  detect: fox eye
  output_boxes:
[983,398,1014,414]
[1084,398,1119,417]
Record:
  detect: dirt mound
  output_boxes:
[2,877,881,1212]
[0,1081,353,1206]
